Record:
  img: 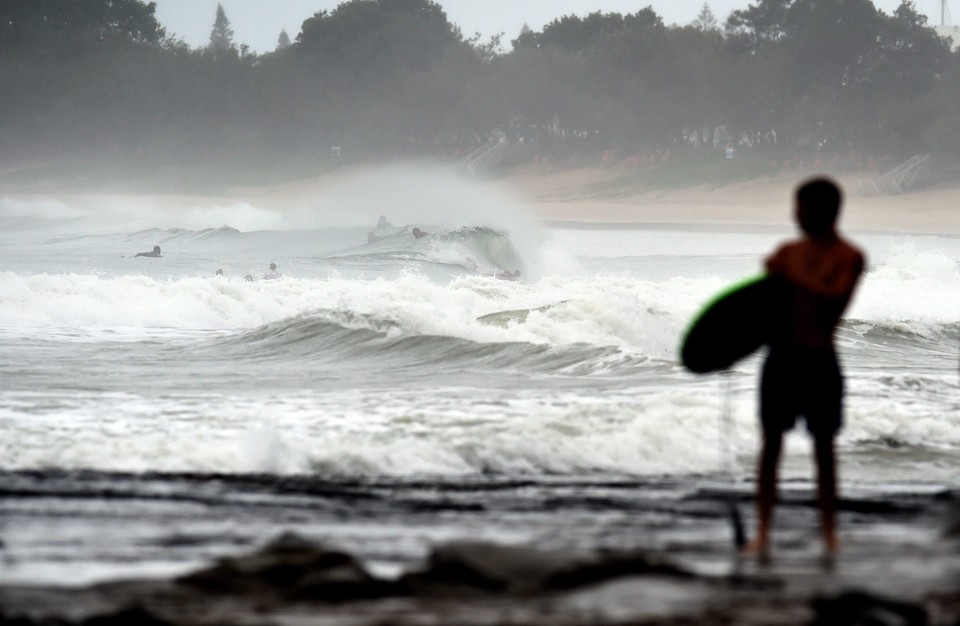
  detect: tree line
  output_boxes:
[1,0,958,169]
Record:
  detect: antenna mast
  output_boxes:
[944,0,953,27]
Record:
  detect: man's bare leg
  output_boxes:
[743,431,782,557]
[814,434,839,554]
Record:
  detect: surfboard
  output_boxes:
[680,275,787,374]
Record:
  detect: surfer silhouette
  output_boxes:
[745,177,865,559]
[412,227,429,239]
[135,245,162,258]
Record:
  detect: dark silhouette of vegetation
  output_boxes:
[209,3,235,51]
[693,4,719,31]
[0,0,956,185]
[276,29,291,51]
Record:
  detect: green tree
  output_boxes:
[209,3,235,50]
[296,0,463,78]
[277,29,291,50]
[529,12,627,55]
[0,0,164,56]
[290,0,476,153]
[693,4,718,31]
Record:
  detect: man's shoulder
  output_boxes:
[836,237,866,265]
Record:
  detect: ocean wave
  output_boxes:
[189,310,644,378]
[1,269,957,356]
[128,226,244,242]
[329,225,528,277]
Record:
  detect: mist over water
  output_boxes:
[0,166,958,484]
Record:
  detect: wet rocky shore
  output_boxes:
[1,470,958,625]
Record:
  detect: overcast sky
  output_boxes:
[152,0,946,54]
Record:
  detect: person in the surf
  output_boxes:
[412,227,429,239]
[367,215,395,243]
[495,268,521,280]
[262,263,281,280]
[745,177,865,559]
[134,245,162,258]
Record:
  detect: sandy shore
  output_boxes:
[495,165,960,235]
[4,161,959,235]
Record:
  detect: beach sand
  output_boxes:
[495,164,960,235]
[6,160,959,235]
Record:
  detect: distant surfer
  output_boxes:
[495,268,521,280]
[745,177,865,559]
[412,227,429,239]
[367,215,396,243]
[216,268,224,277]
[262,263,281,280]
[134,245,161,258]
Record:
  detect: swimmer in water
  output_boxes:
[412,227,429,239]
[495,268,522,280]
[262,263,281,280]
[134,245,162,258]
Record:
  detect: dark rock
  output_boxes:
[81,605,172,626]
[547,547,696,590]
[177,531,396,602]
[943,500,960,538]
[402,540,696,596]
[811,591,928,626]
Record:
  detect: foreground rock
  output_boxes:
[2,532,957,626]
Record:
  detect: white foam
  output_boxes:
[0,388,753,476]
[1,250,955,355]
[848,241,960,327]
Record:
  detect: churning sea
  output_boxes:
[1,166,958,585]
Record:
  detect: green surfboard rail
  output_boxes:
[681,274,768,348]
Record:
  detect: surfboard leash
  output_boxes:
[720,372,747,549]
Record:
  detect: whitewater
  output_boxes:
[1,174,958,485]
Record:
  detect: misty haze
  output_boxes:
[1,1,959,625]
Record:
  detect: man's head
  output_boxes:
[795,177,842,237]
[153,245,161,254]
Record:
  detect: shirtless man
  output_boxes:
[746,177,865,558]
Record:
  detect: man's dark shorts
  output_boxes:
[761,347,843,437]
